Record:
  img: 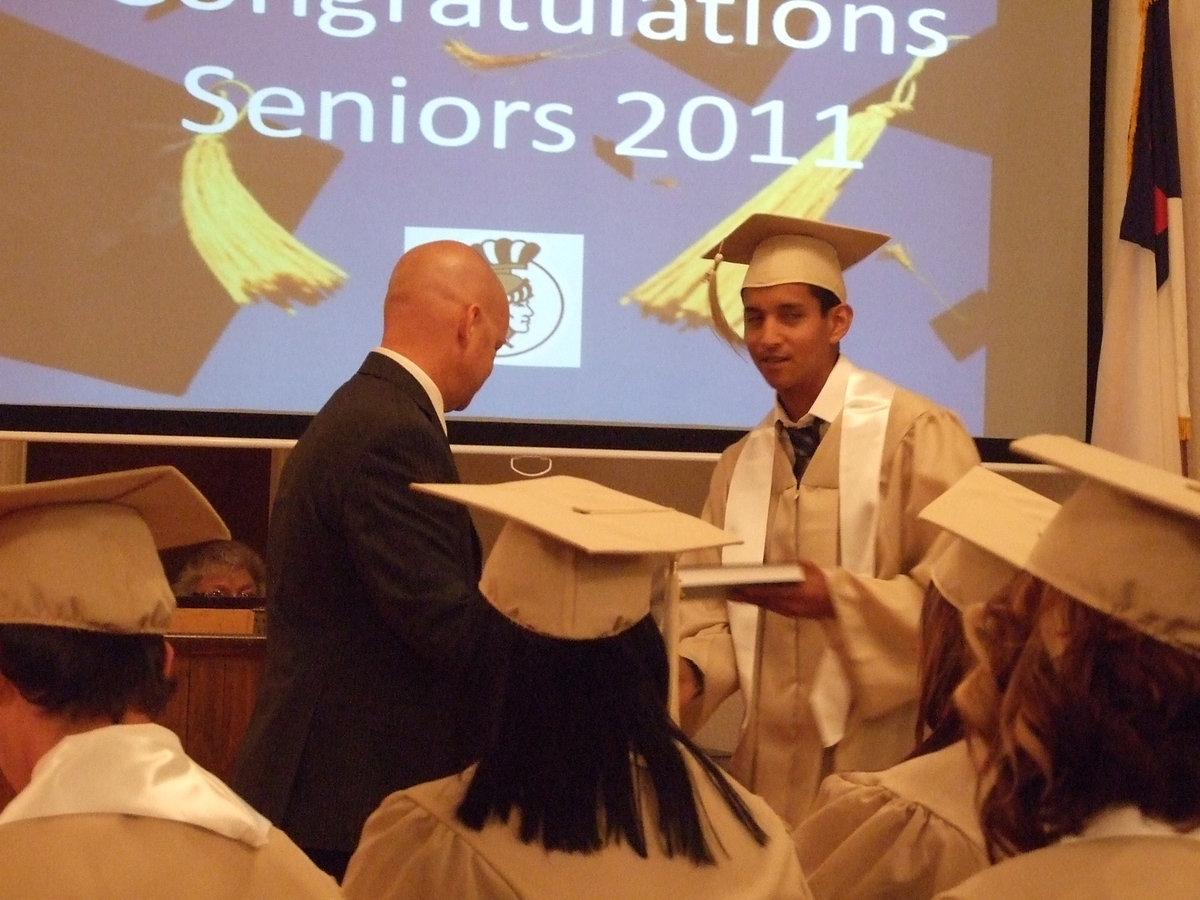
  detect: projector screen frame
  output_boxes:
[0,0,1108,466]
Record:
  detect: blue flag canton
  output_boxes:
[1118,0,1181,289]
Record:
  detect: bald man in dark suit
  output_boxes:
[233,241,512,881]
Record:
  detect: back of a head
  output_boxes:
[0,624,173,724]
[0,467,227,769]
[961,576,1200,859]
[912,583,969,755]
[413,477,766,863]
[958,437,1200,859]
[509,611,671,744]
[383,241,471,339]
[458,608,773,866]
[457,616,675,844]
[380,239,509,411]
[912,466,1061,757]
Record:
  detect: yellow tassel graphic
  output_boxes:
[443,39,557,71]
[181,93,346,311]
[443,37,611,72]
[623,55,933,341]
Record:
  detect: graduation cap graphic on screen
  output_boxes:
[630,0,803,106]
[0,14,344,395]
[848,5,1066,383]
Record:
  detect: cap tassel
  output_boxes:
[181,83,347,312]
[443,36,613,71]
[705,250,744,347]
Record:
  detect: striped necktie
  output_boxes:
[784,420,823,481]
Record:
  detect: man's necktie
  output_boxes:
[785,420,823,481]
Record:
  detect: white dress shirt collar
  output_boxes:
[773,354,855,427]
[373,346,447,434]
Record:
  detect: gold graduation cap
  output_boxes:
[0,467,229,633]
[1012,435,1200,654]
[919,466,1060,611]
[412,476,741,718]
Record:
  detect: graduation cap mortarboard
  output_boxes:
[919,466,1059,611]
[704,213,890,304]
[413,476,740,641]
[0,467,229,633]
[1012,434,1200,654]
[0,14,342,393]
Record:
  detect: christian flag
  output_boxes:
[1093,0,1191,474]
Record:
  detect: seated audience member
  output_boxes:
[172,538,266,598]
[343,476,812,900]
[793,467,1059,900]
[0,467,342,899]
[935,435,1200,899]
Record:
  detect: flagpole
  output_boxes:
[1161,0,1192,478]
[1093,0,1191,476]
[1180,420,1190,477]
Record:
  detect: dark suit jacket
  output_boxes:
[232,352,504,853]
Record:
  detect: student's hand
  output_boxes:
[677,657,706,734]
[731,561,834,619]
[678,656,704,707]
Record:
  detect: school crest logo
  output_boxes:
[471,237,564,358]
[405,226,583,367]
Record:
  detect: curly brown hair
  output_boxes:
[910,582,971,757]
[956,574,1200,861]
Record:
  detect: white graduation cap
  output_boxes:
[919,466,1060,611]
[1012,434,1200,654]
[412,476,742,717]
[0,467,229,633]
[704,213,890,304]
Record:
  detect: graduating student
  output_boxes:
[937,436,1200,899]
[678,214,980,825]
[793,466,1059,899]
[343,476,812,900]
[0,467,341,899]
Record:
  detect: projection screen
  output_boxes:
[0,0,1096,454]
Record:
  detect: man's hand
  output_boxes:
[730,560,834,619]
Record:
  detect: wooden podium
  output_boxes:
[157,634,267,783]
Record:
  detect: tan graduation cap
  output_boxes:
[0,467,229,634]
[1012,434,1200,655]
[704,213,890,304]
[919,466,1060,611]
[412,476,742,717]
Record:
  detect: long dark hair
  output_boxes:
[0,624,173,723]
[456,615,768,863]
